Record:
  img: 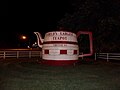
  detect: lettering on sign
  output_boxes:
[46,32,57,36]
[53,37,67,40]
[46,32,76,37]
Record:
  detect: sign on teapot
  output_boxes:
[34,30,93,66]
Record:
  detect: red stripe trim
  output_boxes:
[43,41,78,45]
[60,50,67,54]
[39,59,79,66]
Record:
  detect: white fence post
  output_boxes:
[89,53,120,61]
[17,51,19,59]
[29,51,31,58]
[0,50,42,59]
[107,53,109,62]
[1,50,120,61]
[3,51,5,59]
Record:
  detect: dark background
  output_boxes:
[1,0,120,52]
[0,0,73,48]
[1,0,8,16]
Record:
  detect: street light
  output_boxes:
[21,35,27,40]
[19,35,28,48]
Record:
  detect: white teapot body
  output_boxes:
[34,30,93,66]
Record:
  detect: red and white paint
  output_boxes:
[34,30,93,66]
[77,31,93,57]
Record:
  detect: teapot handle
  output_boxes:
[77,31,93,57]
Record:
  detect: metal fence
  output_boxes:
[0,49,42,59]
[95,53,120,62]
[1,49,120,62]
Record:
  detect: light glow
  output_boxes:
[21,36,27,40]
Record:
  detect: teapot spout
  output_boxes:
[34,32,43,48]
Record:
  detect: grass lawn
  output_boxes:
[0,59,120,90]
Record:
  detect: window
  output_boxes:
[44,50,49,54]
[73,50,77,54]
[60,50,67,54]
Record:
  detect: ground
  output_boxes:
[0,59,120,90]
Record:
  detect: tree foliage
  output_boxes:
[57,0,120,52]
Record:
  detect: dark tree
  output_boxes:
[57,0,120,52]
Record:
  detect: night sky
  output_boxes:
[0,0,73,48]
[1,0,8,16]
[1,0,119,50]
